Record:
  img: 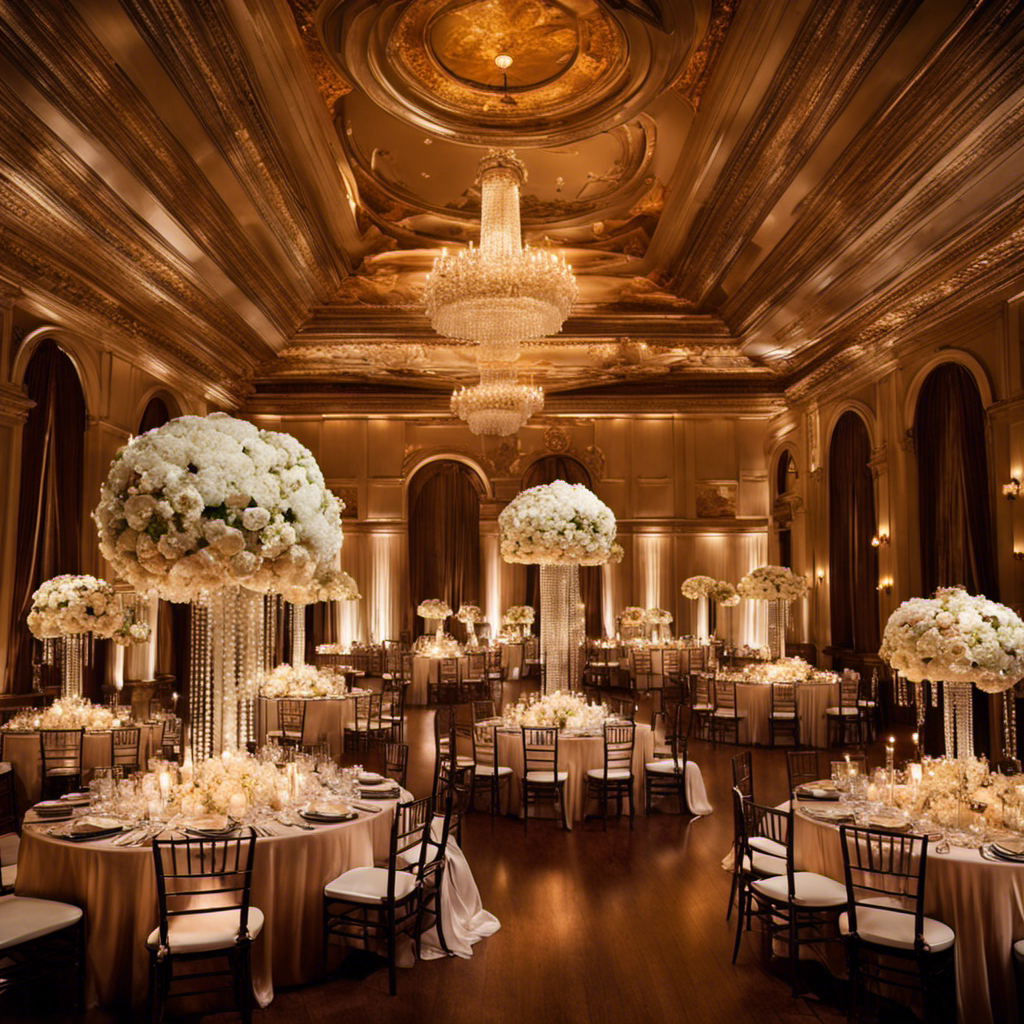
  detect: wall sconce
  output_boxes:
[816,569,825,582]
[870,532,890,547]
[1014,551,1024,562]
[876,577,893,594]
[1003,479,1021,500]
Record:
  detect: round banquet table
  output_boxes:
[1,723,162,809]
[256,695,363,759]
[731,680,838,747]
[495,723,654,829]
[410,655,468,705]
[500,643,524,679]
[794,798,1023,1024]
[15,804,394,1009]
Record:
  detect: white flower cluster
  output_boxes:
[259,663,351,698]
[645,608,673,625]
[113,616,152,648]
[711,581,740,607]
[27,575,123,639]
[503,605,535,625]
[175,750,287,816]
[681,575,716,599]
[280,567,361,606]
[893,756,1010,830]
[720,657,836,685]
[619,606,645,627]
[737,565,808,601]
[879,586,1024,693]
[3,696,119,731]
[417,599,452,619]
[504,691,609,733]
[499,481,616,565]
[93,414,343,602]
[456,604,484,624]
[605,542,625,565]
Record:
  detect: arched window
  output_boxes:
[7,340,87,693]
[774,450,796,569]
[408,461,482,637]
[828,412,878,652]
[521,456,604,636]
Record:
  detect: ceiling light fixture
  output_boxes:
[494,53,513,70]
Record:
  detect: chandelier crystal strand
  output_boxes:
[1003,689,1017,760]
[540,564,573,695]
[569,565,584,691]
[290,601,306,667]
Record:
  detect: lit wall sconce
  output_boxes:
[876,577,893,594]
[1003,479,1021,500]
[870,532,890,547]
[1014,551,1024,562]
[816,569,825,582]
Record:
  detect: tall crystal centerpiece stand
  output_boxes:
[539,564,584,695]
[767,599,788,661]
[42,634,92,699]
[289,601,306,667]
[942,680,975,758]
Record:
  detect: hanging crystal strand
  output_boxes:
[568,565,584,691]
[930,679,938,707]
[290,601,306,666]
[955,681,974,758]
[189,594,211,762]
[942,681,955,757]
[914,682,926,738]
[539,563,572,695]
[1003,689,1018,761]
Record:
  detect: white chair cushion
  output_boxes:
[45,767,80,776]
[0,761,10,775]
[749,836,787,859]
[1,862,16,889]
[525,770,569,783]
[752,871,848,908]
[645,760,683,774]
[692,703,714,711]
[585,768,632,780]
[454,755,475,767]
[742,851,788,876]
[770,712,797,719]
[1013,938,1024,962]
[0,895,83,950]
[825,707,861,716]
[324,866,418,904]
[474,764,513,777]
[713,709,745,719]
[146,906,264,953]
[0,832,19,867]
[839,902,954,953]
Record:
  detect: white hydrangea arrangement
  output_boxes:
[175,750,287,816]
[417,599,452,619]
[93,413,343,603]
[503,605,535,625]
[113,615,152,647]
[499,480,616,565]
[619,606,645,627]
[260,663,350,698]
[605,542,625,565]
[737,565,808,601]
[879,586,1024,693]
[26,575,123,639]
[504,691,609,732]
[456,604,484,624]
[280,567,361,605]
[681,575,716,599]
[2,696,118,731]
[711,580,740,607]
[645,608,673,625]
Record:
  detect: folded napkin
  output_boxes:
[70,815,122,836]
[303,800,351,818]
[180,813,229,833]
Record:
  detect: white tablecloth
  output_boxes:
[733,681,838,747]
[410,656,468,705]
[496,724,654,828]
[795,800,1023,1024]
[256,696,357,759]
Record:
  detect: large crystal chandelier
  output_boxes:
[451,368,544,436]
[423,150,577,342]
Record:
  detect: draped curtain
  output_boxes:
[6,340,87,694]
[915,362,996,754]
[828,412,879,652]
[408,462,481,638]
[522,456,604,636]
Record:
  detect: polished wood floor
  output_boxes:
[14,684,909,1024]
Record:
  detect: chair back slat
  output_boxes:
[40,728,84,772]
[731,749,753,800]
[786,749,820,793]
[111,726,141,769]
[771,682,797,716]
[472,723,499,770]
[522,726,559,777]
[603,721,635,775]
[278,699,306,738]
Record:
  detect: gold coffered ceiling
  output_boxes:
[0,0,1020,410]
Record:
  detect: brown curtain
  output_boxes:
[828,412,879,653]
[408,462,481,637]
[522,457,604,636]
[6,340,87,693]
[915,362,996,754]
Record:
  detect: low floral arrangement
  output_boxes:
[503,690,610,732]
[413,634,463,657]
[619,606,645,627]
[2,696,120,732]
[94,413,344,602]
[721,657,836,685]
[737,565,808,602]
[455,604,484,624]
[113,614,152,647]
[711,580,740,607]
[879,586,1024,694]
[173,750,289,817]
[645,608,673,625]
[417,599,452,620]
[503,605,535,625]
[499,480,616,565]
[259,663,349,698]
[280,567,361,605]
[26,575,123,639]
[681,575,716,599]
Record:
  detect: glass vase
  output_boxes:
[540,563,584,695]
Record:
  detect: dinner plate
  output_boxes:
[358,783,401,800]
[358,772,385,786]
[991,839,1024,860]
[867,815,911,831]
[60,792,91,804]
[299,807,358,823]
[33,800,74,819]
[796,785,840,801]
[803,806,855,822]
[179,813,235,837]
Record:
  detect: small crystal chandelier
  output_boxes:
[423,150,577,343]
[450,338,544,436]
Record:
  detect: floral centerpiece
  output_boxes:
[503,691,609,733]
[737,565,808,601]
[723,656,836,685]
[112,614,152,647]
[173,750,288,817]
[418,598,452,644]
[645,608,672,624]
[94,413,344,602]
[456,603,485,646]
[711,580,740,606]
[259,663,349,699]
[605,542,625,565]
[2,696,119,732]
[620,606,645,628]
[280,567,361,605]
[681,575,716,600]
[27,574,122,638]
[503,605,535,625]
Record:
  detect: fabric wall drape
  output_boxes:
[915,362,996,754]
[521,457,604,637]
[408,462,481,638]
[828,412,880,653]
[6,340,87,694]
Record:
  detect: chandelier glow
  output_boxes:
[450,366,544,436]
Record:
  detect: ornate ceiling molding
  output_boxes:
[283,0,353,111]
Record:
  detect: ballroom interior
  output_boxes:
[1,2,1023,1023]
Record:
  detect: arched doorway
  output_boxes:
[775,449,796,568]
[407,461,483,638]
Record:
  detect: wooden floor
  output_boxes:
[13,686,911,1024]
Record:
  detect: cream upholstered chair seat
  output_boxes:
[525,770,569,783]
[146,906,264,954]
[0,895,83,949]
[751,871,847,908]
[585,767,631,780]
[741,851,788,876]
[324,865,418,904]
[839,897,954,953]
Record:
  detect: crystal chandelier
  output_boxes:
[423,150,577,343]
[451,366,544,436]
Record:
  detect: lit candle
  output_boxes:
[867,782,879,802]
[159,771,170,803]
[909,763,923,786]
[180,749,193,787]
[228,791,247,819]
